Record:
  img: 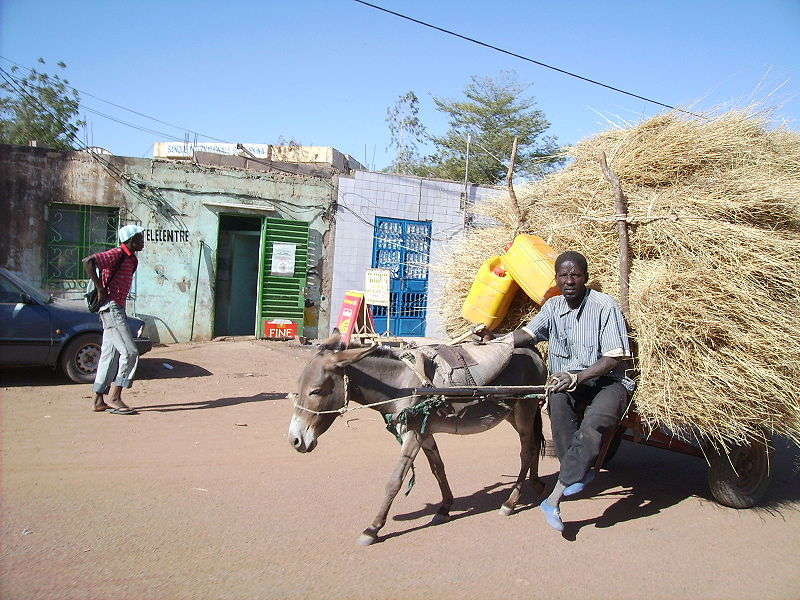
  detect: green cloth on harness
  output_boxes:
[383,396,448,495]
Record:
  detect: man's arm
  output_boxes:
[549,355,622,393]
[82,254,107,305]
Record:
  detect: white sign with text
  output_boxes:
[271,242,297,276]
[364,268,391,306]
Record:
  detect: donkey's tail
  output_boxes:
[534,404,547,459]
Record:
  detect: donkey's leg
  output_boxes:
[500,401,536,516]
[421,434,454,525]
[357,429,423,546]
[528,406,546,497]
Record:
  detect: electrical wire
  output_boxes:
[0,55,230,143]
[1,66,330,218]
[352,0,706,119]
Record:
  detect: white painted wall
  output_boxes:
[332,171,501,341]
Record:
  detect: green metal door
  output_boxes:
[257,217,309,337]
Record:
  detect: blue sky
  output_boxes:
[2,0,798,169]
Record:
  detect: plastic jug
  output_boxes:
[503,234,558,305]
[462,256,519,330]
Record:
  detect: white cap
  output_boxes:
[118,224,145,243]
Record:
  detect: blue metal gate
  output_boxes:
[371,217,431,336]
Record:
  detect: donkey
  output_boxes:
[288,330,548,546]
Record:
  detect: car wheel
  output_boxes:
[61,333,102,383]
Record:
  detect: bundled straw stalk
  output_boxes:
[436,110,800,447]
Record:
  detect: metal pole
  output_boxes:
[189,240,204,341]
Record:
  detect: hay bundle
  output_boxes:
[437,110,800,447]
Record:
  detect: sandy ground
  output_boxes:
[1,339,798,600]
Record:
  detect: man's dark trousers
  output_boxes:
[548,377,629,486]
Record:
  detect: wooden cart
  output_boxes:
[409,384,774,509]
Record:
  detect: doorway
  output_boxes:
[370,217,431,336]
[214,215,262,336]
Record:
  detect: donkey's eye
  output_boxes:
[308,388,323,396]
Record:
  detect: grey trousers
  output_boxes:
[548,377,629,486]
[92,303,139,394]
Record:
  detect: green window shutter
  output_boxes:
[257,217,309,337]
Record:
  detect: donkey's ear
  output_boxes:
[325,345,377,370]
[319,328,345,352]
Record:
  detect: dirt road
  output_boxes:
[2,339,798,600]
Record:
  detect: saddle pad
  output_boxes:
[429,344,478,369]
[416,339,515,388]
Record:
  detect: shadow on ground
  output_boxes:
[383,436,799,544]
[1,366,69,387]
[136,358,212,380]
[134,392,287,412]
[0,358,211,388]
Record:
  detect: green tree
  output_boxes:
[386,72,562,184]
[0,58,85,151]
[385,91,427,175]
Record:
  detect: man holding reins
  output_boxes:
[82,224,145,415]
[510,250,634,532]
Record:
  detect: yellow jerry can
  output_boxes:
[503,234,558,305]
[462,256,519,330]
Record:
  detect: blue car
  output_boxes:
[0,267,152,383]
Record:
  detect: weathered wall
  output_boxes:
[332,171,502,341]
[0,144,334,343]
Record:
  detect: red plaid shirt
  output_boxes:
[94,243,138,308]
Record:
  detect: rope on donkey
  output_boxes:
[383,395,449,495]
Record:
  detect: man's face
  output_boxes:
[127,233,145,252]
[555,260,587,302]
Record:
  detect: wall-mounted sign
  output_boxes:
[145,229,190,242]
[364,268,391,306]
[153,142,273,159]
[264,319,298,339]
[271,242,297,276]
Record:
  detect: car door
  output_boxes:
[0,274,52,364]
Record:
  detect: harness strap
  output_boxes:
[399,352,432,386]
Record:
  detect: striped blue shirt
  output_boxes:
[523,289,633,386]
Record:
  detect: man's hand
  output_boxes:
[550,371,577,393]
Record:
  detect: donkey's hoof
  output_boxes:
[431,512,451,525]
[499,505,514,516]
[357,533,378,546]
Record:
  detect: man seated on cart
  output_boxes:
[509,250,634,532]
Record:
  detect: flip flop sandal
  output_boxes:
[106,407,136,415]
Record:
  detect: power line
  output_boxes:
[80,105,187,142]
[0,55,231,143]
[352,0,706,119]
[0,66,329,219]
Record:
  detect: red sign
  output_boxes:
[334,291,377,346]
[264,320,298,339]
[335,291,363,345]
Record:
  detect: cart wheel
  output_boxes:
[707,437,774,508]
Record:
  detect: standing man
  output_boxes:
[509,250,633,532]
[82,224,145,415]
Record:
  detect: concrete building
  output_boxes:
[0,144,362,343]
[1,143,501,344]
[332,171,502,340]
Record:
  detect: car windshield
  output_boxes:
[0,270,53,304]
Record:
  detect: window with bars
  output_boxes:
[46,203,120,282]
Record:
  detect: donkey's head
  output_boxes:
[288,330,377,453]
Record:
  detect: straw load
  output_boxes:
[436,110,800,448]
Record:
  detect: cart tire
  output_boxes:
[61,333,102,384]
[707,437,774,508]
